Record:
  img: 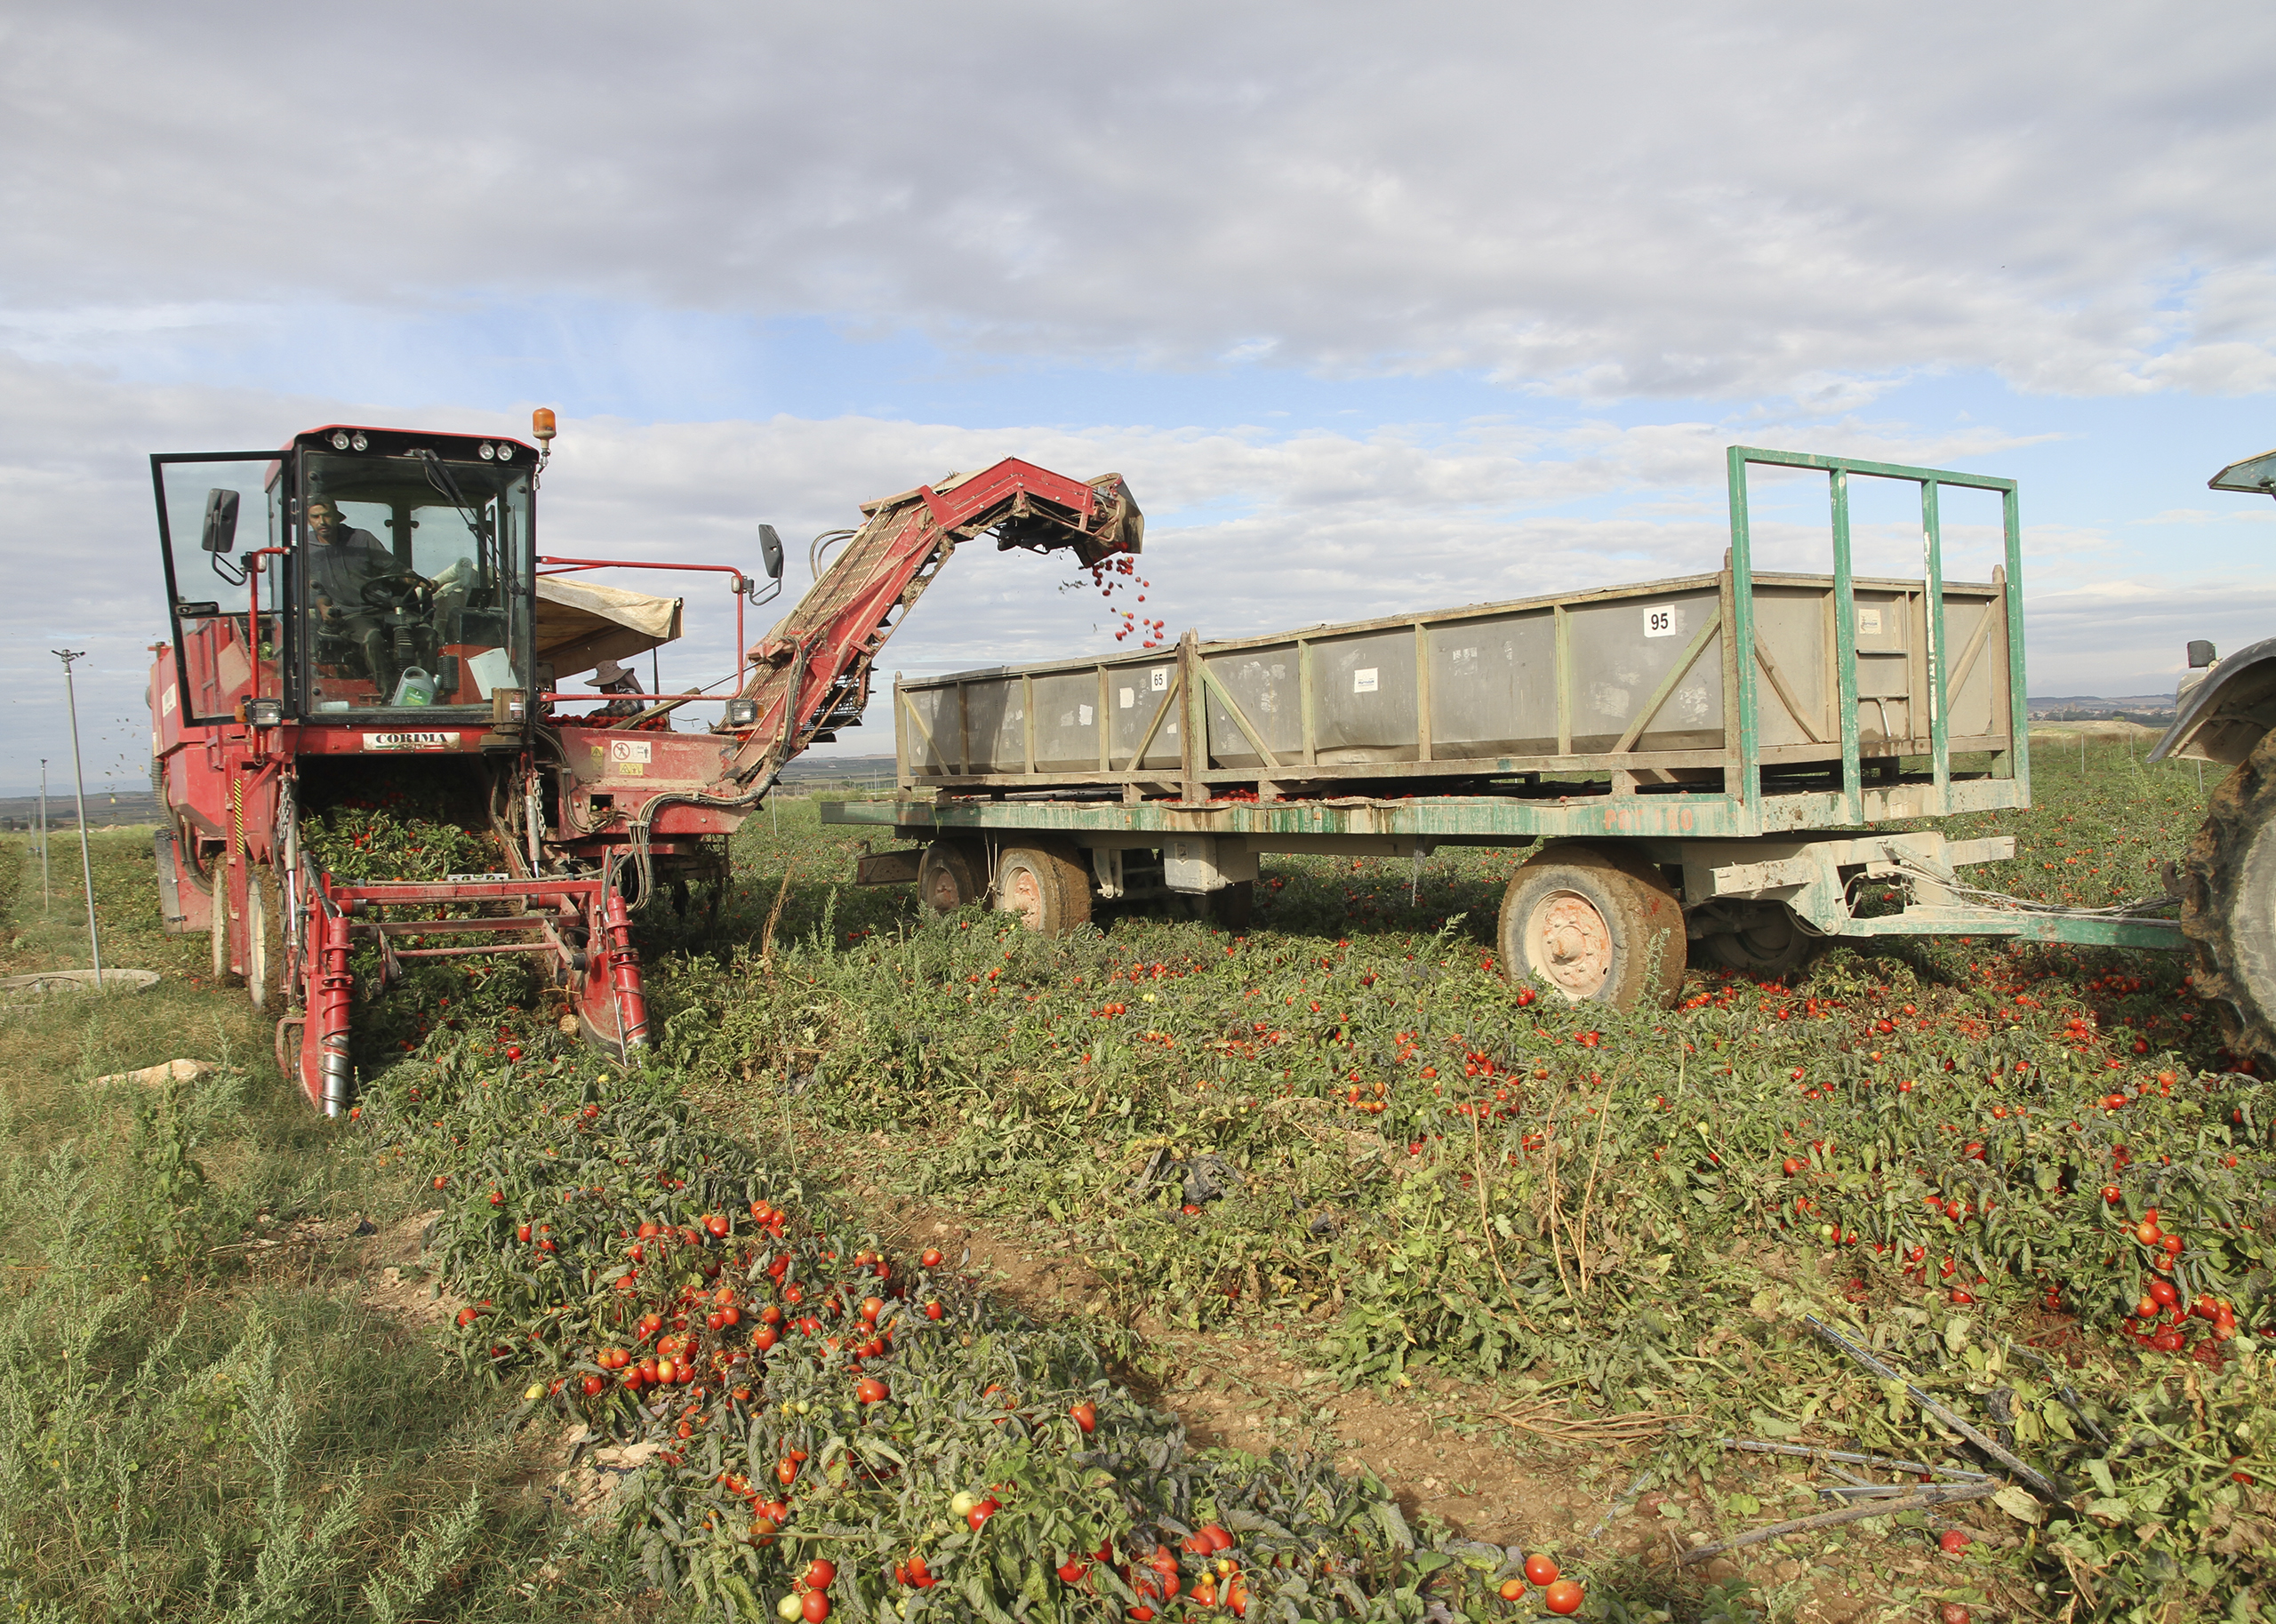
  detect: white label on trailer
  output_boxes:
[1150,668,1169,692]
[1165,722,1178,736]
[609,739,653,765]
[1856,606,1883,635]
[1352,668,1379,693]
[162,684,177,716]
[1078,704,1094,726]
[1642,604,1679,638]
[1118,687,1134,709]
[365,732,460,751]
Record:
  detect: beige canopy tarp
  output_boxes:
[533,576,684,681]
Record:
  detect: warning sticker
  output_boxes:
[162,684,177,716]
[364,732,460,752]
[1856,605,1884,636]
[609,739,653,765]
[1352,668,1379,693]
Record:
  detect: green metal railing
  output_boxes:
[1725,447,2028,820]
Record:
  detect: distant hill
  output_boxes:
[2026,695,2176,722]
[0,790,162,832]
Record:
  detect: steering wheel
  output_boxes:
[357,571,428,611]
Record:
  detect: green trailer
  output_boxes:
[823,448,2181,1005]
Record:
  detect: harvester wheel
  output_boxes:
[992,844,1092,936]
[2181,729,2276,1063]
[275,1013,308,1093]
[917,841,983,912]
[244,869,280,1012]
[1499,844,1686,1010]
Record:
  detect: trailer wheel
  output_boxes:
[2181,728,2276,1061]
[1699,901,1818,978]
[1209,879,1255,932]
[1499,845,1686,1009]
[992,844,1093,935]
[918,841,983,912]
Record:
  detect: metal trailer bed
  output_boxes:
[824,448,2182,1001]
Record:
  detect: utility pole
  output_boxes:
[54,652,100,979]
[38,757,50,909]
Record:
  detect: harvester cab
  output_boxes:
[148,412,1140,1116]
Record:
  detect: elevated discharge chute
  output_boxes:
[725,458,1142,788]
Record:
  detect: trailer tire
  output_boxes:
[992,844,1092,936]
[1698,901,1819,978]
[1499,844,1686,1010]
[918,841,984,912]
[1209,879,1255,932]
[2182,727,2276,1062]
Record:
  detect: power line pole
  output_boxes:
[54,651,101,979]
[38,757,50,909]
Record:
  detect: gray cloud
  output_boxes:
[4,2,2272,398]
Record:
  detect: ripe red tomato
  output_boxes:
[1940,1606,1971,1624]
[456,1307,481,1328]
[775,1457,798,1486]
[1543,1579,1583,1615]
[861,1297,884,1324]
[920,1248,944,1268]
[1939,1528,1970,1554]
[856,1377,890,1404]
[802,1559,836,1591]
[966,1497,999,1531]
[1498,1579,1526,1602]
[705,1214,731,1238]
[1058,1557,1091,1583]
[1070,1400,1098,1434]
[1199,1524,1233,1553]
[800,1591,829,1623]
[581,1374,605,1397]
[1523,1554,1559,1587]
[925,1300,945,1320]
[1782,1157,1803,1176]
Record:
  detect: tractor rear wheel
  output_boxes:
[992,844,1092,936]
[2181,729,2276,1062]
[1499,844,1686,1010]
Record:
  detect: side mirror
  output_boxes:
[201,488,241,554]
[758,523,785,582]
[2188,639,2218,669]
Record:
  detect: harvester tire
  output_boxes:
[1499,844,1686,1010]
[244,869,279,1013]
[917,841,983,912]
[992,844,1092,936]
[2181,729,2276,1064]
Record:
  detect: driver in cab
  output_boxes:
[305,498,427,691]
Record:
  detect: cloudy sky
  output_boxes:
[4,1,2273,791]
